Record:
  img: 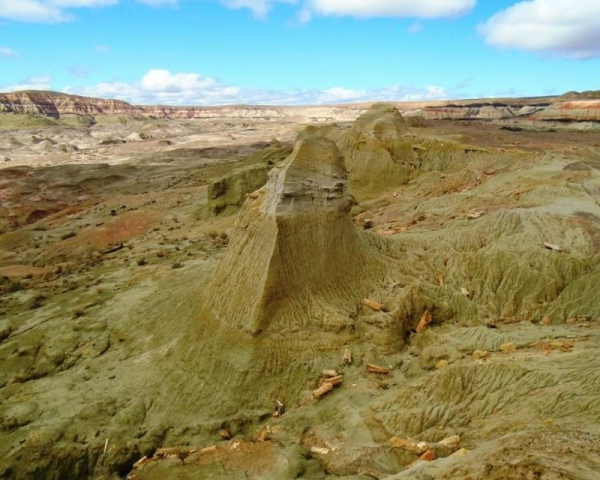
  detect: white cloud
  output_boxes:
[70,64,92,77]
[0,46,19,58]
[220,0,295,18]
[64,68,449,105]
[407,22,423,34]
[0,0,174,22]
[135,0,178,6]
[220,0,476,19]
[0,0,65,22]
[1,75,52,92]
[306,0,476,19]
[479,0,600,59]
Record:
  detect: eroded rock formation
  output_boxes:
[207,127,382,335]
[336,103,416,201]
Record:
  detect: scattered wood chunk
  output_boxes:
[435,360,449,370]
[389,437,429,454]
[467,210,484,219]
[322,369,339,378]
[438,274,445,286]
[219,429,231,440]
[541,316,552,325]
[310,446,330,456]
[342,348,352,365]
[313,382,334,399]
[420,450,436,461]
[461,287,471,298]
[363,298,385,311]
[450,448,471,457]
[102,243,124,255]
[257,429,270,442]
[275,399,285,416]
[500,342,517,353]
[320,375,343,386]
[438,435,460,448]
[200,446,218,454]
[155,447,178,457]
[366,364,390,375]
[132,456,148,469]
[416,310,433,333]
[544,242,562,252]
[472,350,489,361]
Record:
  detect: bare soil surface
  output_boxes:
[1,107,599,479]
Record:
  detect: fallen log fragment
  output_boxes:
[467,210,484,219]
[389,436,428,454]
[320,375,343,386]
[313,382,334,399]
[438,435,460,448]
[363,298,385,311]
[472,350,488,361]
[342,348,352,365]
[544,242,562,252]
[102,243,124,255]
[416,310,432,333]
[274,399,285,417]
[310,446,330,456]
[420,450,436,461]
[500,342,517,353]
[155,447,178,457]
[132,456,148,469]
[366,364,390,375]
[450,448,471,457]
[322,369,338,378]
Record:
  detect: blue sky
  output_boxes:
[0,0,599,105]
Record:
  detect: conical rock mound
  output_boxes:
[337,102,416,201]
[207,127,382,336]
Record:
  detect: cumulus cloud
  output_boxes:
[0,0,174,22]
[220,0,476,19]
[305,0,476,19]
[135,0,178,6]
[1,75,52,92]
[220,0,295,19]
[479,0,600,59]
[64,68,449,105]
[0,46,19,58]
[70,65,92,77]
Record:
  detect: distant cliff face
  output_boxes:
[0,89,599,124]
[0,90,135,117]
[0,90,365,122]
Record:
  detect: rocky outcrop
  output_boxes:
[207,164,271,216]
[0,90,133,118]
[336,103,416,201]
[206,127,383,336]
[532,100,600,122]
